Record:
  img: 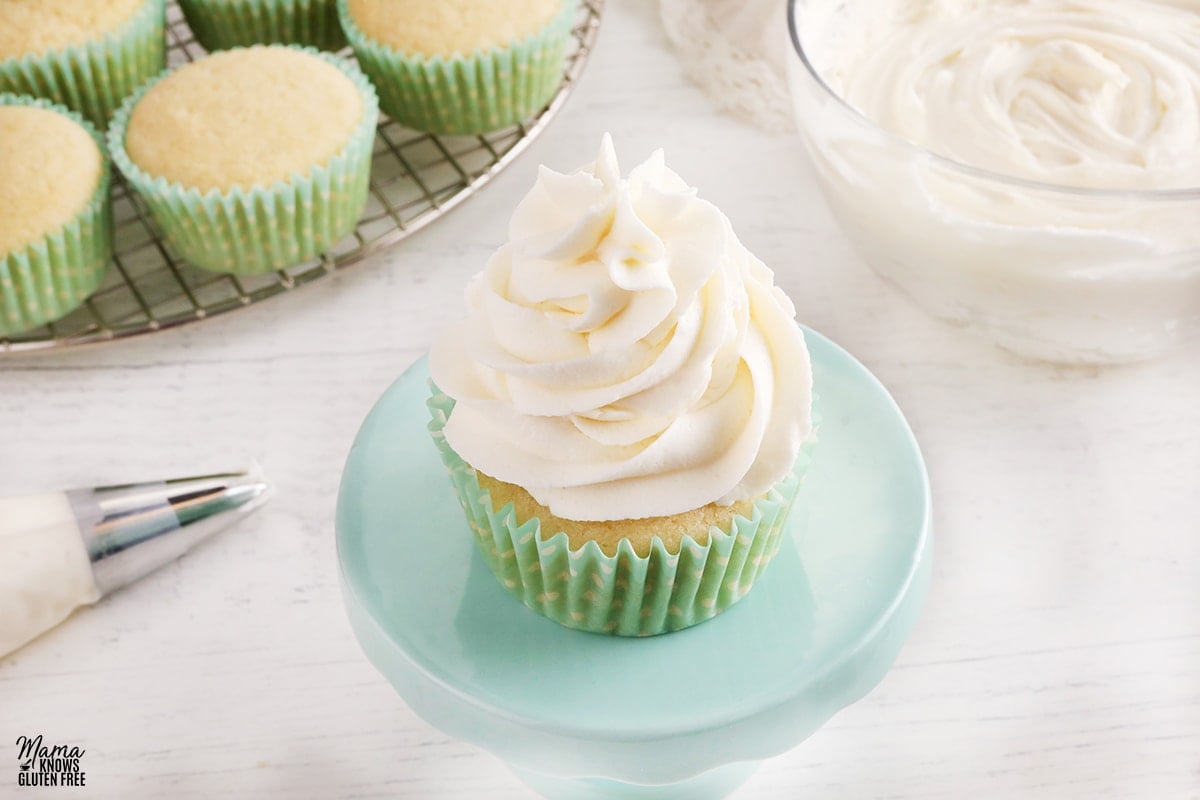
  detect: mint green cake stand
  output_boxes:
[337,328,932,799]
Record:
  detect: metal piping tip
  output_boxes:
[68,469,272,596]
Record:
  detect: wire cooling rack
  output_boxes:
[1,1,604,354]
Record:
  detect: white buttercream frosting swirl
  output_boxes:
[818,0,1200,189]
[430,135,812,522]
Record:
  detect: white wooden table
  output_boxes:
[2,2,1198,796]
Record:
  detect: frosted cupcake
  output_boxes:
[0,95,111,336]
[429,135,815,636]
[108,45,378,275]
[339,0,576,134]
[0,0,166,129]
[178,0,346,52]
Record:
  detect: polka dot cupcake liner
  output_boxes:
[0,0,166,130]
[105,46,379,277]
[0,95,112,336]
[339,0,577,136]
[179,0,346,52]
[427,386,815,637]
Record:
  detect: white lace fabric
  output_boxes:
[659,0,794,132]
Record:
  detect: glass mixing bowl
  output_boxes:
[785,0,1200,364]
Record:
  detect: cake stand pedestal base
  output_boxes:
[512,762,761,800]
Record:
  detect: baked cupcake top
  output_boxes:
[430,135,813,522]
[346,0,561,57]
[0,0,144,60]
[123,46,364,193]
[0,104,102,256]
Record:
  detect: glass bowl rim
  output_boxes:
[785,0,1200,202]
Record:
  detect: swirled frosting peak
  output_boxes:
[430,135,812,522]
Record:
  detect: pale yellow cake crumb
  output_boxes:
[0,106,101,256]
[124,47,363,192]
[0,0,145,60]
[475,471,760,558]
[347,0,560,57]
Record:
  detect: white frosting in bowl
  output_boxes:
[789,0,1200,363]
[823,0,1200,190]
[430,135,812,522]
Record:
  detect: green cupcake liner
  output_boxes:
[0,95,112,336]
[339,0,577,135]
[0,0,166,130]
[428,386,815,637]
[106,46,378,276]
[179,0,347,52]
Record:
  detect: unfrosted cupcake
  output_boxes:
[428,135,816,636]
[108,45,378,275]
[0,0,165,129]
[340,0,576,134]
[178,0,346,52]
[0,95,111,335]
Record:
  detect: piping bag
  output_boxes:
[0,469,271,658]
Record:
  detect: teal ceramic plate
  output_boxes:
[337,327,932,797]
